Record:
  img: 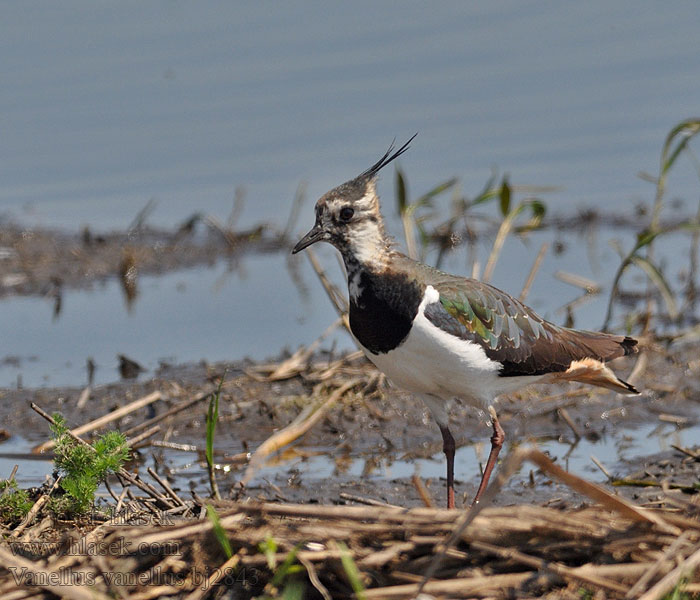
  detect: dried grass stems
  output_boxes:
[2,462,698,599]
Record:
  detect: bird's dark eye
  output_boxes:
[339,206,354,222]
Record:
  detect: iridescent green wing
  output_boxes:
[410,258,622,376]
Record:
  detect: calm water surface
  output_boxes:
[2,2,700,387]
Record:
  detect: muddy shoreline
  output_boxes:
[2,344,698,509]
[0,219,288,300]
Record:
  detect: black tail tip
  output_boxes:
[620,378,640,394]
[621,336,638,356]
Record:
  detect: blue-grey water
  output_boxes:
[1,1,699,392]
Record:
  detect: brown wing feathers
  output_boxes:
[539,330,639,394]
[494,324,636,379]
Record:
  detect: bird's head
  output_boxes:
[292,135,416,266]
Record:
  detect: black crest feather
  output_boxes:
[360,133,418,179]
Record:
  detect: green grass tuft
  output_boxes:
[206,503,233,559]
[205,373,226,499]
[0,480,33,525]
[50,413,130,516]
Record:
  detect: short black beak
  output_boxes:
[292,224,325,254]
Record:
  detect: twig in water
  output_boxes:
[519,242,548,302]
[76,385,91,409]
[658,413,690,425]
[671,444,700,460]
[239,378,360,488]
[151,440,199,452]
[590,455,613,481]
[127,425,161,449]
[226,186,246,231]
[264,317,344,381]
[147,467,186,507]
[557,407,582,440]
[554,270,602,294]
[338,493,400,508]
[121,389,212,438]
[305,246,349,318]
[411,474,435,508]
[282,181,307,240]
[128,197,157,233]
[626,349,648,391]
[482,213,514,283]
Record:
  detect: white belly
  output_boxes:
[360,285,541,410]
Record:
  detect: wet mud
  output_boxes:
[1,344,698,510]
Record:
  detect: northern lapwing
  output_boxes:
[292,137,639,508]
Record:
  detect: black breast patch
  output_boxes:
[349,270,424,354]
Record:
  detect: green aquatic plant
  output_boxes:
[603,117,700,331]
[394,167,547,276]
[205,373,226,499]
[49,413,130,516]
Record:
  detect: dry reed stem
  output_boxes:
[470,539,628,594]
[637,546,700,600]
[297,554,332,600]
[625,531,692,598]
[554,270,602,293]
[364,572,534,598]
[146,467,187,507]
[266,317,344,380]
[3,492,697,599]
[305,246,349,318]
[75,386,91,409]
[557,407,582,439]
[239,378,361,487]
[10,475,62,539]
[127,424,161,448]
[627,349,648,389]
[419,445,679,595]
[32,391,162,454]
[519,241,548,302]
[482,213,513,283]
[411,474,435,508]
[121,389,212,438]
[590,455,613,481]
[4,352,697,599]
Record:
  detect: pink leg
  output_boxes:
[438,424,456,509]
[471,413,505,506]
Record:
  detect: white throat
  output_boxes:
[348,218,388,265]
